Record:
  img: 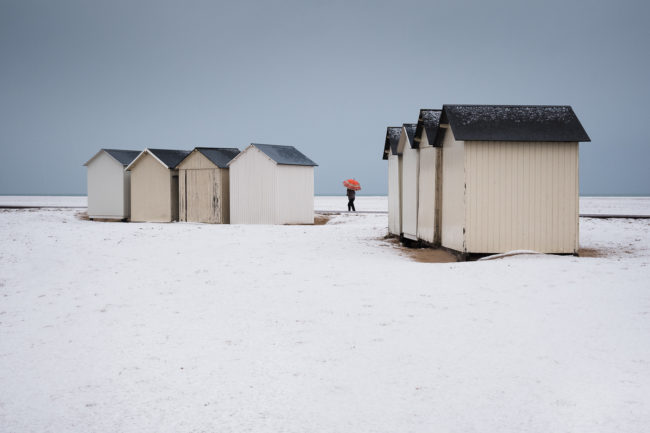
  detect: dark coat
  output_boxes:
[346,189,356,200]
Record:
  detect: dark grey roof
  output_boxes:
[441,105,591,142]
[103,149,141,166]
[148,148,192,168]
[84,149,141,166]
[195,147,240,168]
[403,123,417,149]
[414,109,442,147]
[252,143,317,166]
[383,127,402,160]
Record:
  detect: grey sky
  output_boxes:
[1,0,648,195]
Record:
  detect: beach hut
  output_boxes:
[176,147,240,224]
[437,104,590,256]
[413,109,443,245]
[84,149,140,220]
[228,143,317,225]
[126,148,191,222]
[395,124,418,241]
[382,127,403,236]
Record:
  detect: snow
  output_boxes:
[315,195,388,212]
[0,195,87,207]
[579,196,650,216]
[1,198,650,433]
[1,195,648,216]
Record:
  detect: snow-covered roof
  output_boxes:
[242,144,318,166]
[441,105,591,142]
[414,109,442,147]
[403,123,417,149]
[193,148,240,168]
[83,149,140,167]
[383,127,402,160]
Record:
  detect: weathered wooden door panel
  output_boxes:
[186,169,221,223]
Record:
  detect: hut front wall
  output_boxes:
[417,128,440,244]
[87,152,127,218]
[387,153,401,235]
[178,152,229,224]
[130,153,173,222]
[401,144,419,240]
[441,128,466,252]
[464,141,579,254]
[177,150,217,170]
[417,146,438,244]
[123,171,131,218]
[229,148,278,224]
[276,165,314,224]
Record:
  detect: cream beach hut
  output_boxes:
[84,149,140,220]
[395,124,418,241]
[413,109,443,245]
[176,147,240,224]
[126,148,191,222]
[437,104,590,257]
[228,143,317,225]
[382,127,403,236]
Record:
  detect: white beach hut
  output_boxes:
[84,149,140,220]
[396,124,419,241]
[176,147,240,224]
[436,104,591,257]
[228,143,317,225]
[126,148,191,222]
[382,127,403,236]
[413,109,443,245]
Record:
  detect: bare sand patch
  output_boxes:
[314,214,333,225]
[381,236,458,263]
[579,248,609,258]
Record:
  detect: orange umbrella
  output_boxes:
[343,179,361,191]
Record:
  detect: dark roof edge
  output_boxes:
[383,126,402,160]
[440,104,591,142]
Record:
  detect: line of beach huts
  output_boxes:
[383,104,591,258]
[84,144,317,225]
[85,103,592,259]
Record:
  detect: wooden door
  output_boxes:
[186,169,221,223]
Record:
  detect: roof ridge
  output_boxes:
[443,104,573,108]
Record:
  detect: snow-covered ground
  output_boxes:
[315,195,388,212]
[2,195,650,216]
[579,196,650,215]
[0,195,87,207]
[1,199,649,433]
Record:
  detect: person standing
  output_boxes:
[347,188,356,211]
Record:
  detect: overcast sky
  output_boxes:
[1,0,648,195]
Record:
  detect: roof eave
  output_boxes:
[125,149,171,171]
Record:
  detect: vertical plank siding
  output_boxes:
[179,170,187,221]
[87,152,128,218]
[388,155,402,236]
[179,168,228,223]
[387,154,401,235]
[277,165,314,224]
[230,146,314,225]
[401,144,419,240]
[464,141,579,253]
[221,169,231,224]
[177,151,231,224]
[417,146,437,243]
[440,128,466,252]
[229,148,278,224]
[130,153,173,222]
